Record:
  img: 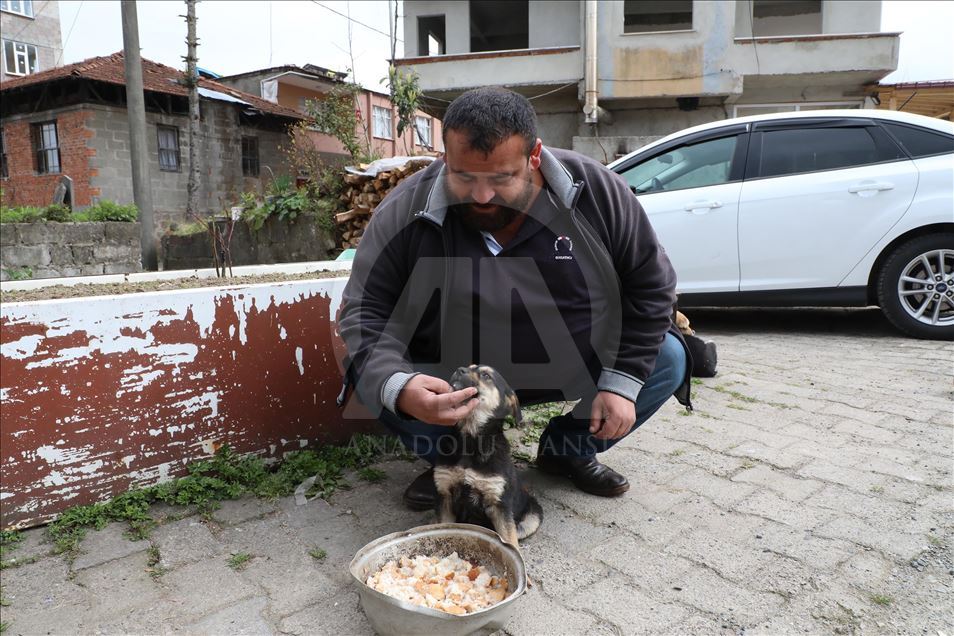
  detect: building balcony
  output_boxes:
[731,31,900,80]
[394,46,583,101]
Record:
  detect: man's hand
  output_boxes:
[589,391,636,440]
[396,374,479,426]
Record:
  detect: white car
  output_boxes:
[608,110,954,340]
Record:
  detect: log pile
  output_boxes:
[335,159,433,249]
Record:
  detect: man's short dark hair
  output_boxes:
[442,87,538,155]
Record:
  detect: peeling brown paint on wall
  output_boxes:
[0,279,377,529]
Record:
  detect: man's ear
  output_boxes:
[529,138,543,171]
[506,389,523,427]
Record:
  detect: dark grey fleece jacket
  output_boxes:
[339,146,688,416]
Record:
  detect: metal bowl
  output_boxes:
[349,523,527,636]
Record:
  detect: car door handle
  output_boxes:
[684,200,722,214]
[848,181,894,193]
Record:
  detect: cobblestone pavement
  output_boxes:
[2,308,951,635]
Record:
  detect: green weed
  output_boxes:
[870,594,892,606]
[357,467,387,483]
[309,547,327,560]
[227,552,252,570]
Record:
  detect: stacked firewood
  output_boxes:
[335,159,433,249]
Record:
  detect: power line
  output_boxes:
[56,0,84,66]
[309,0,403,42]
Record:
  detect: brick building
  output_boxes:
[0,52,304,228]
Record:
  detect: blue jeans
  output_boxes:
[377,333,687,462]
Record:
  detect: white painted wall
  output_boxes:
[403,0,471,56]
[528,0,582,48]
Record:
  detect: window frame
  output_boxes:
[622,0,694,35]
[241,136,260,177]
[732,101,864,118]
[2,39,39,76]
[744,119,909,181]
[372,105,393,140]
[0,0,34,18]
[31,121,60,175]
[414,115,432,148]
[157,124,181,172]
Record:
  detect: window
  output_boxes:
[757,127,899,178]
[470,1,528,52]
[882,123,954,159]
[622,136,739,194]
[241,136,260,177]
[0,127,7,178]
[417,15,446,56]
[157,125,180,172]
[751,0,821,37]
[0,0,34,18]
[623,0,692,34]
[414,115,432,148]
[31,122,60,174]
[372,106,393,139]
[3,39,38,76]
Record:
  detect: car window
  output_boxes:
[622,135,739,194]
[882,122,954,158]
[758,127,892,178]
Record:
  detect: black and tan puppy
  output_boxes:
[433,365,542,548]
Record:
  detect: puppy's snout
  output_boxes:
[450,366,477,391]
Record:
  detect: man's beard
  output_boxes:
[451,178,535,233]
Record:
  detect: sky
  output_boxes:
[54,0,953,90]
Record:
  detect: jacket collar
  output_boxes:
[417,146,584,227]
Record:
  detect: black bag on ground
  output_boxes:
[685,333,718,377]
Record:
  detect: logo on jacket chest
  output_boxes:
[554,236,574,261]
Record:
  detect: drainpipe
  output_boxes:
[582,0,611,125]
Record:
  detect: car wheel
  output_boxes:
[876,233,954,340]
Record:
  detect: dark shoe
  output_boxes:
[535,454,630,497]
[403,467,436,511]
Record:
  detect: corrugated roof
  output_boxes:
[0,52,303,120]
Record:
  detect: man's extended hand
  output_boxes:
[396,374,479,426]
[589,391,636,440]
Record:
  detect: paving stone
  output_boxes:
[661,565,783,626]
[211,497,279,526]
[736,489,837,529]
[72,522,150,570]
[814,516,926,561]
[0,555,90,634]
[235,542,342,618]
[663,529,779,584]
[669,466,758,507]
[589,534,693,590]
[565,575,688,634]
[151,517,226,570]
[730,464,825,501]
[534,504,616,557]
[521,534,613,599]
[185,596,272,635]
[279,589,374,635]
[73,552,157,616]
[0,527,51,565]
[158,558,260,620]
[504,589,600,635]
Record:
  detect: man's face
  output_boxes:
[444,130,542,232]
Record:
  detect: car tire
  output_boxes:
[876,233,954,340]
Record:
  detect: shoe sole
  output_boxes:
[536,461,630,498]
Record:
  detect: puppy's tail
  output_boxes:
[516,496,543,540]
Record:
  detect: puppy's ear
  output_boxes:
[506,389,523,427]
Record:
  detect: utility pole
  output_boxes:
[121,0,158,270]
[184,0,199,218]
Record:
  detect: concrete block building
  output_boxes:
[1,0,63,82]
[397,0,900,161]
[0,52,303,227]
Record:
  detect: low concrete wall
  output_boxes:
[0,272,381,529]
[0,222,142,280]
[162,216,336,271]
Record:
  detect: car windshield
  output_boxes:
[624,136,738,194]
